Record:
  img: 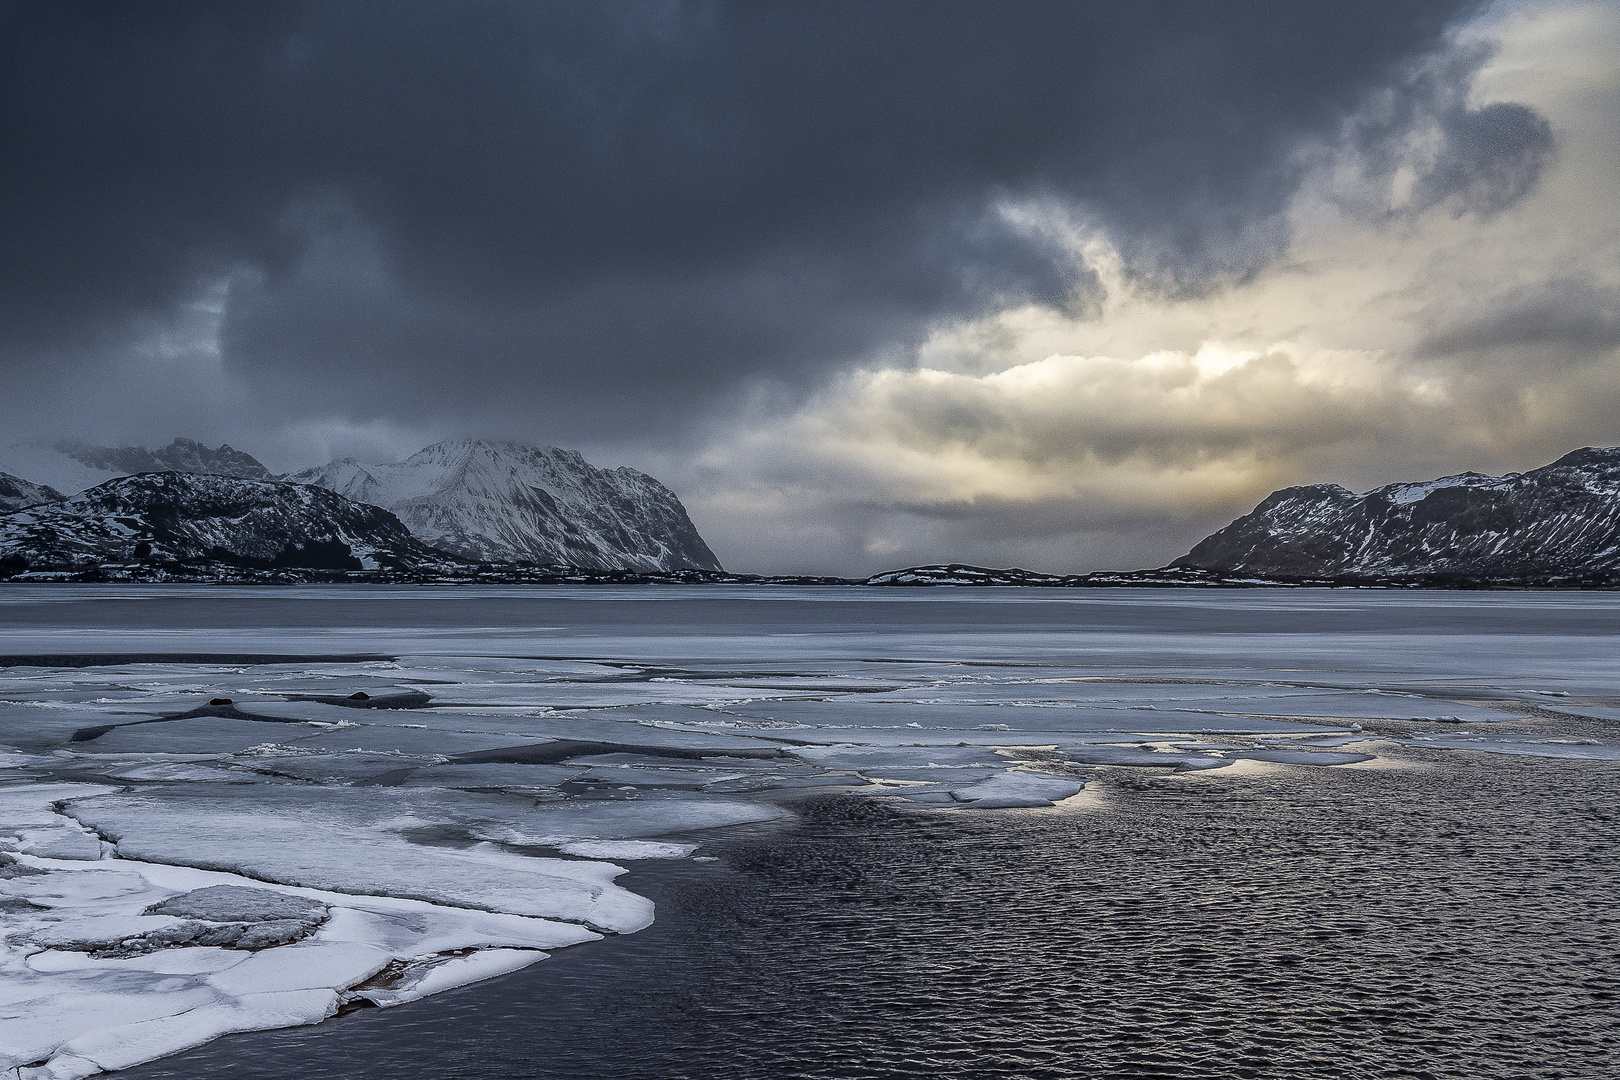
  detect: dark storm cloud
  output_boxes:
[1,0,1481,439]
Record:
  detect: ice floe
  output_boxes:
[945,771,1088,808]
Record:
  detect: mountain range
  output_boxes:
[2,442,1620,586]
[0,437,720,576]
[0,473,453,581]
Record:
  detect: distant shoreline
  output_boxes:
[2,564,1619,590]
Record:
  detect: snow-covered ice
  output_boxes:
[945,771,1087,808]
[2,583,1618,1076]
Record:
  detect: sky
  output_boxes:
[1,0,1616,575]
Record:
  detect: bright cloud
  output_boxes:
[680,0,1620,575]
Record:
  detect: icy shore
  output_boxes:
[4,585,1619,1076]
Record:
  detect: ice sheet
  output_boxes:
[399,762,585,789]
[352,948,547,1008]
[78,718,321,756]
[471,798,787,847]
[1234,749,1376,766]
[1543,703,1620,723]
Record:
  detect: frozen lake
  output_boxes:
[2,585,1618,1078]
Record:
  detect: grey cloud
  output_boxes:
[1421,100,1553,215]
[0,0,1477,446]
[1338,42,1553,219]
[1418,280,1620,359]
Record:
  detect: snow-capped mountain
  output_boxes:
[1175,447,1620,582]
[288,439,723,572]
[0,438,271,495]
[0,472,63,514]
[0,473,453,579]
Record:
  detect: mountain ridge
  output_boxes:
[59,437,272,481]
[0,472,64,514]
[0,471,842,585]
[5,443,1618,588]
[0,436,723,576]
[863,447,1620,588]
[1175,446,1620,581]
[0,438,273,496]
[0,473,457,581]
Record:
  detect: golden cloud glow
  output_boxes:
[675,0,1620,574]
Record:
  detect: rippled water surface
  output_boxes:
[126,750,1620,1080]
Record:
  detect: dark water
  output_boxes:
[125,747,1620,1080]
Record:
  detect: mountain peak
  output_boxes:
[290,440,721,572]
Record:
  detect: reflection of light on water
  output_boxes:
[1332,737,1423,771]
[1168,756,1286,780]
[1049,783,1106,812]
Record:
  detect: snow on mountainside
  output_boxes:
[288,439,723,572]
[0,473,453,579]
[0,472,64,514]
[0,438,271,494]
[1175,447,1620,581]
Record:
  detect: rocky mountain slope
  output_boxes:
[0,438,272,494]
[289,439,722,572]
[0,472,63,514]
[1174,447,1620,583]
[0,473,456,580]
